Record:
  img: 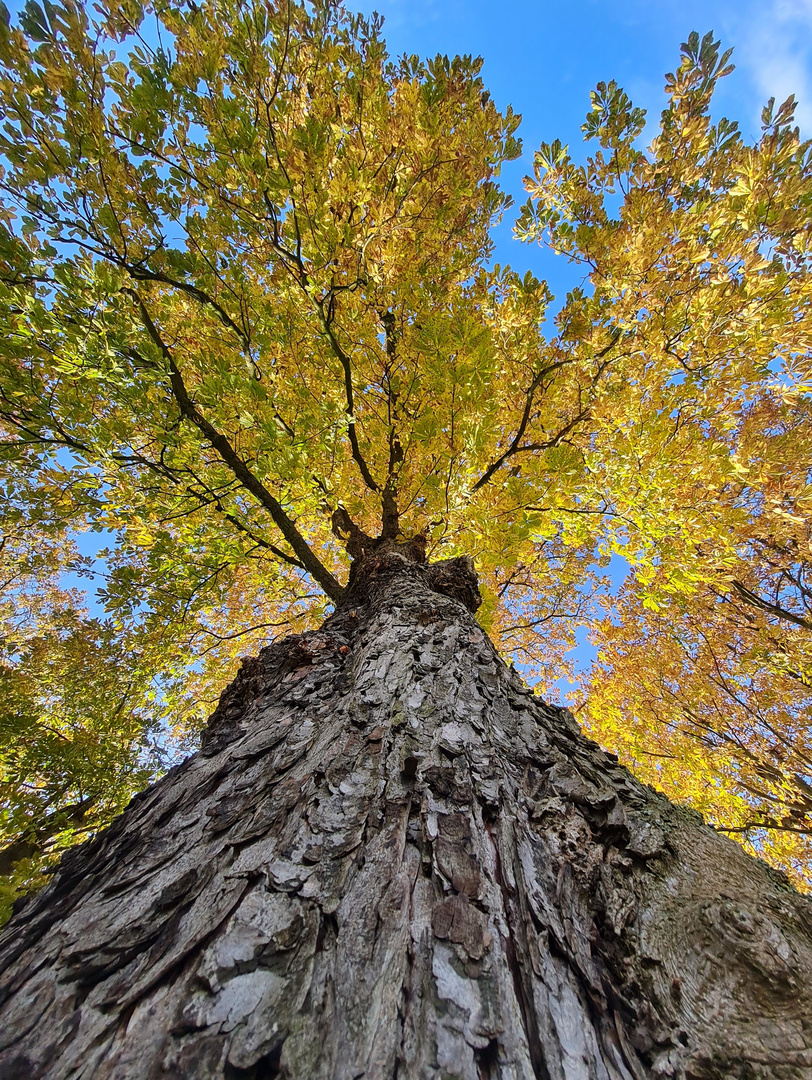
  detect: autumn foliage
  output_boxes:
[0,0,810,914]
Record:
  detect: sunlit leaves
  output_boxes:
[520,33,812,887]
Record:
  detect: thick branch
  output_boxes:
[318,307,381,495]
[0,795,97,877]
[381,310,402,540]
[126,291,344,602]
[730,579,812,633]
[331,505,375,560]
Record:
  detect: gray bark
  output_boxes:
[1,552,811,1079]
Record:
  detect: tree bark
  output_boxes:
[1,552,811,1079]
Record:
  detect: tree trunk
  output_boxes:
[1,552,811,1080]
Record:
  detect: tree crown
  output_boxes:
[1,4,811,901]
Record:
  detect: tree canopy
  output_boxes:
[0,0,810,912]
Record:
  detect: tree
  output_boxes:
[0,1,811,1074]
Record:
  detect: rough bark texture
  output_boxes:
[1,552,812,1079]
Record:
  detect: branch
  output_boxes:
[472,332,620,492]
[0,794,98,876]
[207,494,305,571]
[331,505,374,560]
[127,265,250,346]
[381,310,403,539]
[260,208,380,496]
[729,579,812,633]
[125,290,344,602]
[472,359,570,492]
[717,821,812,837]
[317,301,381,494]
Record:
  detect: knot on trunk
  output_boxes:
[342,550,481,614]
[425,556,482,613]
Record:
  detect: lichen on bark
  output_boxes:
[1,553,811,1079]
